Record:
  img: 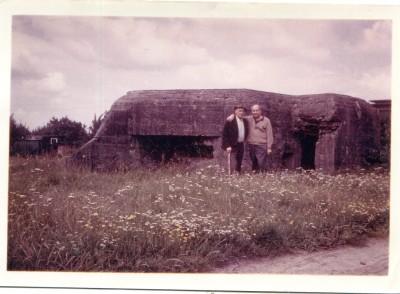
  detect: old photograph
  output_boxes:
[1,1,399,293]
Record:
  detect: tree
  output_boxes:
[33,116,89,147]
[10,114,30,146]
[88,111,108,138]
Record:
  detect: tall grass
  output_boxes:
[8,156,389,272]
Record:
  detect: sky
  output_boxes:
[10,15,392,130]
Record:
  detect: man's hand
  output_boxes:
[227,114,235,122]
[267,148,272,155]
[226,147,232,153]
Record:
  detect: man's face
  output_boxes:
[251,106,261,118]
[235,108,246,118]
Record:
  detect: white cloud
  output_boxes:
[362,20,392,55]
[20,71,66,96]
[357,68,392,100]
[98,18,212,70]
[41,71,67,92]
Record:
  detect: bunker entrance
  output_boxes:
[295,124,319,170]
[300,134,318,170]
[135,135,215,163]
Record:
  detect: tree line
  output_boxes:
[9,112,108,148]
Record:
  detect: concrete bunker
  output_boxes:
[68,89,381,173]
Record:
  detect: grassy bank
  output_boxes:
[7,156,390,272]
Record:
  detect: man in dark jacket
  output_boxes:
[221,105,249,174]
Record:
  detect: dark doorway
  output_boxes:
[135,135,215,163]
[300,135,318,169]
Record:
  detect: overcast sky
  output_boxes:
[11,16,392,130]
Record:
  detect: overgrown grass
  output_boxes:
[7,156,390,272]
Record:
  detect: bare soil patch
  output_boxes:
[213,237,389,275]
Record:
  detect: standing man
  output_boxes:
[227,104,273,173]
[247,104,273,173]
[221,105,249,175]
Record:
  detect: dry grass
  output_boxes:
[8,156,389,272]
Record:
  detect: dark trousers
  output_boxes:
[249,144,268,173]
[229,142,244,174]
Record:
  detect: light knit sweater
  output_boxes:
[245,115,273,148]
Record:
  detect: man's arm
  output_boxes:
[266,118,273,154]
[227,114,251,121]
[227,114,235,122]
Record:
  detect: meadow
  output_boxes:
[7,156,390,272]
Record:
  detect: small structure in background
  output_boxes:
[370,100,391,121]
[68,89,385,174]
[11,135,64,156]
[370,99,391,166]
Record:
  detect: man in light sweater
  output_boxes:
[227,104,273,173]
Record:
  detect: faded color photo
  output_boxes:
[7,13,392,291]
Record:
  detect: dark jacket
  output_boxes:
[221,116,249,151]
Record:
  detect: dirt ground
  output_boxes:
[213,237,389,275]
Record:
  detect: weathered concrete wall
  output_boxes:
[370,100,391,165]
[68,89,380,173]
[287,94,380,172]
[333,96,381,169]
